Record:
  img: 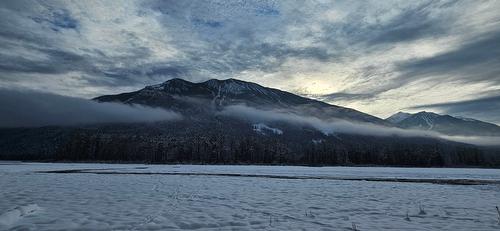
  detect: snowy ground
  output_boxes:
[1,162,500,230]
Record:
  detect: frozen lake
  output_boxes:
[1,163,500,230]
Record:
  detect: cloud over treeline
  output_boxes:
[0,88,181,127]
[220,105,500,146]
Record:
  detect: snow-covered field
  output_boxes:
[1,162,500,230]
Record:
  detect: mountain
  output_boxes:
[1,78,499,167]
[95,78,388,124]
[386,111,500,136]
[386,112,412,124]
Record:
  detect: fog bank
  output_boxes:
[0,89,181,127]
[220,105,500,146]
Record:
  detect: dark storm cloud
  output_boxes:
[0,44,151,87]
[366,1,454,45]
[0,88,181,127]
[408,95,500,124]
[397,30,500,82]
[370,22,436,45]
[0,7,92,76]
[101,64,191,85]
[31,9,79,31]
[192,18,224,28]
[316,0,450,49]
[346,28,500,99]
[0,48,93,74]
[146,66,189,77]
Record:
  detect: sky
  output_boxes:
[0,0,499,123]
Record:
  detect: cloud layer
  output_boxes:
[0,89,181,127]
[220,105,500,146]
[0,0,499,122]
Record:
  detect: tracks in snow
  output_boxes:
[36,169,500,186]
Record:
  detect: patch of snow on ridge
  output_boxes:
[420,114,435,129]
[205,79,249,94]
[204,79,276,96]
[145,83,165,90]
[0,204,41,228]
[312,139,324,144]
[252,123,283,135]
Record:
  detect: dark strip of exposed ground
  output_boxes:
[36,169,500,186]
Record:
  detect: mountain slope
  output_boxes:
[95,78,388,124]
[386,112,412,124]
[2,80,499,167]
[386,111,500,136]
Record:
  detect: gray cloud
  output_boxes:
[408,95,500,124]
[0,0,499,122]
[0,88,181,128]
[397,30,500,83]
[367,1,450,45]
[313,92,375,102]
[0,48,94,75]
[370,22,435,45]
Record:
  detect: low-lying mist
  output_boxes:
[220,105,500,146]
[0,88,181,128]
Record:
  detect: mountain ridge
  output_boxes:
[386,111,500,136]
[94,78,388,125]
[2,78,499,167]
[95,78,500,136]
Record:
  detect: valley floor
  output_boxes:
[1,163,500,230]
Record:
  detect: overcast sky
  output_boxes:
[0,0,499,123]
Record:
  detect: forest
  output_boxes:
[1,120,497,167]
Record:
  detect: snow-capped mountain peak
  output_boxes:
[412,111,441,129]
[387,111,442,130]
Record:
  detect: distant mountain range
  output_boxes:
[1,78,499,167]
[386,111,500,136]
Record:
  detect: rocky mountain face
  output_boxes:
[94,78,388,124]
[386,111,500,136]
[386,112,412,124]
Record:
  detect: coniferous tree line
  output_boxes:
[0,120,498,167]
